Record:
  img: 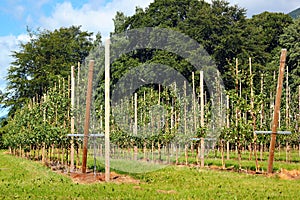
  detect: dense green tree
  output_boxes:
[246,12,293,66]
[113,11,129,34]
[111,0,248,89]
[279,18,300,129]
[280,18,300,90]
[3,26,94,114]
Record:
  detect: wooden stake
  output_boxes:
[285,66,289,128]
[184,81,187,136]
[192,72,197,132]
[105,39,111,181]
[134,93,138,135]
[184,81,188,165]
[70,66,75,172]
[298,85,300,137]
[158,84,161,132]
[76,62,81,169]
[249,58,259,172]
[200,71,205,168]
[268,49,287,174]
[260,74,264,129]
[82,60,95,173]
[42,94,46,164]
[226,95,230,160]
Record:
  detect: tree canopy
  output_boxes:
[280,18,300,90]
[3,26,94,114]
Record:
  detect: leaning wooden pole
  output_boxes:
[82,60,95,173]
[105,38,111,182]
[268,49,287,174]
[70,66,75,172]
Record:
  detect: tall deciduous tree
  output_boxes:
[112,0,248,90]
[4,26,94,114]
[280,18,300,90]
[246,12,293,66]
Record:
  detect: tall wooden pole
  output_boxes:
[260,74,264,129]
[70,66,75,172]
[192,72,197,132]
[105,39,111,181]
[76,62,81,169]
[82,60,95,173]
[299,85,300,119]
[249,58,259,172]
[42,94,46,163]
[268,49,287,174]
[226,95,230,160]
[200,71,205,167]
[184,81,188,165]
[134,93,138,135]
[285,66,289,128]
[184,81,187,136]
[298,85,300,154]
[158,84,161,132]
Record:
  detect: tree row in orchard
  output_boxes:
[0,1,299,169]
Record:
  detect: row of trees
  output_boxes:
[1,77,72,160]
[0,0,299,167]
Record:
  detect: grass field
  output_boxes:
[1,150,300,199]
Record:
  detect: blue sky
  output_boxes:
[0,0,300,117]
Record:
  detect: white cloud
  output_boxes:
[39,0,154,38]
[0,36,17,88]
[0,34,30,92]
[0,0,154,94]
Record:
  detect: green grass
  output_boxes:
[1,150,300,199]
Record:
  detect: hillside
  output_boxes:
[289,7,300,19]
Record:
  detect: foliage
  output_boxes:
[280,18,300,91]
[3,26,94,114]
[2,77,71,152]
[1,0,300,171]
[112,0,248,90]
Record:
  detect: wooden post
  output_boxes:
[200,71,205,167]
[134,93,138,135]
[82,60,94,173]
[192,72,197,132]
[226,95,230,160]
[105,39,111,182]
[184,81,187,136]
[299,85,300,114]
[260,74,264,129]
[70,66,75,172]
[249,58,259,172]
[299,85,300,149]
[285,66,289,128]
[76,62,81,169]
[235,58,241,170]
[42,94,46,164]
[158,84,161,132]
[268,49,287,174]
[184,81,188,165]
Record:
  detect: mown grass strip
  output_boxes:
[1,150,300,199]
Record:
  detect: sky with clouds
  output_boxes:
[0,0,300,116]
